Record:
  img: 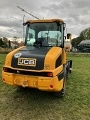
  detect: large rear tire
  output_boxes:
[54,66,67,98]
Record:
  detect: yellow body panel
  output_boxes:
[2,71,63,91]
[62,49,66,64]
[44,47,62,70]
[5,46,25,66]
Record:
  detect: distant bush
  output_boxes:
[0,47,13,54]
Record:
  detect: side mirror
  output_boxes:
[23,22,27,26]
[67,33,72,39]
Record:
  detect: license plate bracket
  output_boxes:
[22,79,28,87]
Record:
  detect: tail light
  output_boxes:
[47,72,53,77]
[3,67,8,72]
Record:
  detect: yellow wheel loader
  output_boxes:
[2,19,72,97]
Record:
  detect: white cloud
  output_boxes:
[0,0,90,38]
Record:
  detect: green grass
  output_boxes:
[0,54,90,120]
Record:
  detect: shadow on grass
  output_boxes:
[6,87,65,112]
[14,87,64,100]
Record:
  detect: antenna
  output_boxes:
[17,6,40,20]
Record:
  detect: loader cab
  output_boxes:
[24,19,65,48]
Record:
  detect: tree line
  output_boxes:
[0,36,21,48]
[0,37,11,48]
[71,27,90,47]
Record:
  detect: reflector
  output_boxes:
[50,85,53,88]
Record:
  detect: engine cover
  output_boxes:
[11,46,51,70]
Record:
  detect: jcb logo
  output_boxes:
[18,58,36,66]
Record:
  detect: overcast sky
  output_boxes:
[0,0,90,38]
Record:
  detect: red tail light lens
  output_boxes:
[3,67,8,72]
[47,72,53,77]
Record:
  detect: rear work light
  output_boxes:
[47,72,53,77]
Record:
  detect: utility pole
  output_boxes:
[23,15,25,41]
[17,6,40,41]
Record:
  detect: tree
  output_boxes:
[8,40,11,48]
[2,37,8,48]
[80,28,90,40]
[0,38,3,47]
[0,37,7,48]
[71,27,90,47]
[13,36,18,48]
[71,37,82,47]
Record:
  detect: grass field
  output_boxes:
[0,54,90,120]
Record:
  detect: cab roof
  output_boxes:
[26,19,64,23]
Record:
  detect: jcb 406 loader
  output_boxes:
[2,19,72,97]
